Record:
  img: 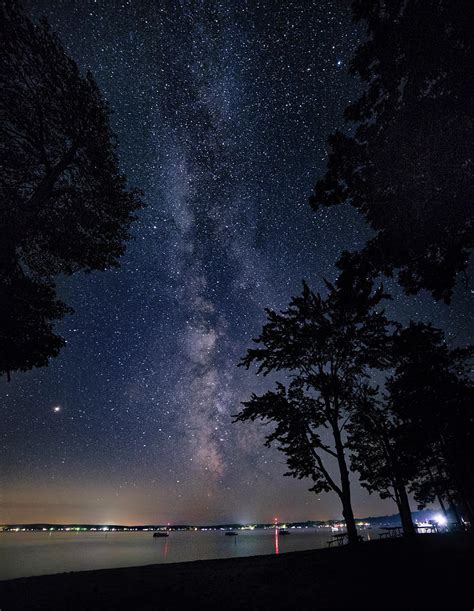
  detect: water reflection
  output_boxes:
[0,529,379,580]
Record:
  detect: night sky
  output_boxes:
[2,0,472,526]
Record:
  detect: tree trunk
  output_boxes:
[332,421,358,544]
[446,468,474,525]
[436,492,447,516]
[460,496,474,526]
[439,436,474,525]
[395,483,416,537]
[447,500,463,529]
[433,465,469,528]
[341,494,359,544]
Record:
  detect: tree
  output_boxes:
[235,273,392,544]
[0,276,70,382]
[310,0,473,302]
[347,387,416,536]
[388,322,474,524]
[0,1,143,379]
[408,458,464,528]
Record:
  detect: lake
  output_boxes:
[0,528,376,580]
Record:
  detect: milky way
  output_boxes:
[2,1,472,525]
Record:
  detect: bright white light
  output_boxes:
[434,513,447,526]
[53,406,61,413]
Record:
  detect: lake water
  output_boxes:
[0,528,376,580]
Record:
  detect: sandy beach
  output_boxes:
[0,534,472,610]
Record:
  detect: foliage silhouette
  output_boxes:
[388,322,474,525]
[235,273,392,544]
[311,0,473,302]
[0,1,143,379]
[347,387,416,536]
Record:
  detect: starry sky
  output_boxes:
[1,0,472,526]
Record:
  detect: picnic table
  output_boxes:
[415,524,438,534]
[379,526,403,539]
[378,524,439,539]
[327,532,348,547]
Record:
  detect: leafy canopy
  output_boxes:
[236,272,393,499]
[311,0,473,302]
[0,2,143,379]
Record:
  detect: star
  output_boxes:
[3,0,471,526]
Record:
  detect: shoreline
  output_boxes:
[0,534,472,610]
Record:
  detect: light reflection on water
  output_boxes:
[0,528,374,580]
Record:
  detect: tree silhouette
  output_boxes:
[311,0,473,302]
[408,456,464,528]
[388,322,474,525]
[0,2,143,379]
[347,387,416,536]
[235,273,392,544]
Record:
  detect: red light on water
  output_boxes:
[274,528,279,555]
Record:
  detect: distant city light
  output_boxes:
[434,513,447,526]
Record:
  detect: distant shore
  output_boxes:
[0,509,442,532]
[0,533,472,610]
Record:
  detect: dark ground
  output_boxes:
[0,533,472,610]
